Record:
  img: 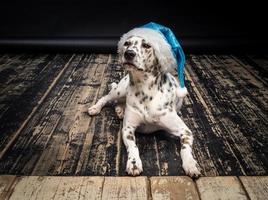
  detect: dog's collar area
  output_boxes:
[123,63,144,71]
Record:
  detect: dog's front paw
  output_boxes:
[126,157,143,176]
[183,158,201,178]
[88,105,101,115]
[115,105,124,119]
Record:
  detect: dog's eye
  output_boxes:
[124,41,131,46]
[142,43,151,49]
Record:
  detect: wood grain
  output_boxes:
[102,176,148,200]
[0,54,73,156]
[150,176,200,200]
[239,176,268,200]
[196,176,248,200]
[0,175,16,200]
[7,176,104,200]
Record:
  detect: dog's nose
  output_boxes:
[124,50,136,60]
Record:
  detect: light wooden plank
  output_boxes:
[102,176,148,200]
[196,176,248,200]
[150,176,200,200]
[0,175,16,200]
[239,176,268,200]
[8,176,104,200]
[78,177,104,200]
[52,177,104,200]
[8,176,50,200]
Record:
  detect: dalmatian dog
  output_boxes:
[88,28,201,177]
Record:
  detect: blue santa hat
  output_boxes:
[118,22,186,89]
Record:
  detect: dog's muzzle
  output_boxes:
[124,50,136,61]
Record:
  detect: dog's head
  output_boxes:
[119,36,157,72]
[118,28,177,75]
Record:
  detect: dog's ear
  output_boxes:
[152,40,177,73]
[117,33,129,60]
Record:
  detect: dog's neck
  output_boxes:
[128,69,165,92]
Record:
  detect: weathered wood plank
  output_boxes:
[78,177,104,200]
[0,175,16,200]
[85,55,125,176]
[127,133,161,176]
[0,54,74,157]
[102,176,148,200]
[196,177,248,200]
[186,55,267,175]
[51,177,104,200]
[184,59,240,176]
[0,54,85,175]
[74,55,118,175]
[7,176,104,200]
[150,176,200,200]
[239,176,268,200]
[241,55,268,83]
[154,132,183,176]
[213,55,268,174]
[30,54,106,175]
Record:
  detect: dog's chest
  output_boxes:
[126,81,175,123]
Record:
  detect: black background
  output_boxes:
[0,0,267,53]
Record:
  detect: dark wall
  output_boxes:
[0,0,267,53]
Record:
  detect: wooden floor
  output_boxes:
[0,54,267,176]
[0,175,268,199]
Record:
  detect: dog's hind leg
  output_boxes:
[88,75,129,115]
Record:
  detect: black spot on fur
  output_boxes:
[135,92,140,96]
[142,96,148,102]
[117,92,120,95]
[163,74,167,84]
[155,76,159,84]
[144,74,148,80]
[149,96,153,101]
[127,135,135,141]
